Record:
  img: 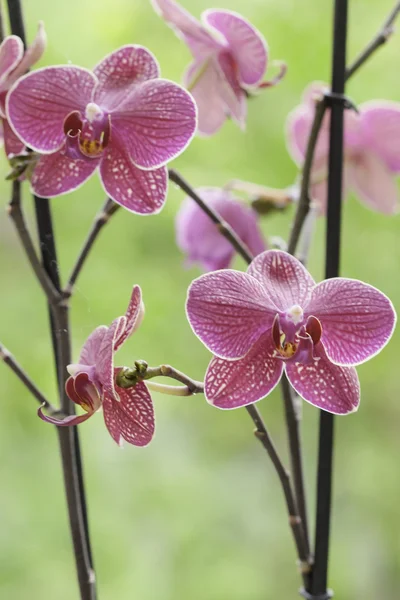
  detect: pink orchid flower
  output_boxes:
[39,286,155,447]
[0,23,46,157]
[186,250,396,414]
[176,186,266,271]
[6,45,197,214]
[152,0,283,136]
[286,82,400,214]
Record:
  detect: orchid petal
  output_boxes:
[95,317,126,401]
[286,104,330,166]
[103,382,154,446]
[286,342,360,415]
[2,117,25,156]
[307,278,397,366]
[6,66,96,153]
[186,270,276,359]
[70,373,102,412]
[100,138,167,214]
[38,406,92,426]
[360,101,400,172]
[150,0,220,59]
[30,150,99,198]
[6,22,47,89]
[184,60,226,136]
[115,285,144,351]
[216,51,246,128]
[247,250,316,311]
[93,45,160,112]
[79,325,108,366]
[205,331,283,409]
[0,36,24,87]
[349,151,399,215]
[112,78,196,169]
[203,10,267,86]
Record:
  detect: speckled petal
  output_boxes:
[349,151,399,215]
[286,342,360,415]
[205,331,283,408]
[203,9,267,86]
[79,326,108,366]
[115,285,144,351]
[186,269,276,359]
[93,45,160,112]
[100,138,167,214]
[6,66,96,153]
[306,278,397,366]
[0,36,24,87]
[30,150,99,198]
[103,382,155,446]
[112,78,196,169]
[151,0,220,58]
[248,250,316,311]
[95,317,126,401]
[183,60,226,136]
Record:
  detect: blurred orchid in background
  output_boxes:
[0,22,46,157]
[6,44,197,213]
[39,286,155,447]
[186,250,396,413]
[152,0,285,136]
[287,82,400,214]
[176,187,266,271]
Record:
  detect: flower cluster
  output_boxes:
[287,82,400,214]
[186,250,396,413]
[39,286,155,447]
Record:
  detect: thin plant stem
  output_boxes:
[116,362,205,394]
[0,343,57,411]
[311,0,348,597]
[168,169,253,264]
[6,2,96,597]
[345,1,400,80]
[145,381,198,396]
[246,404,311,586]
[63,199,120,299]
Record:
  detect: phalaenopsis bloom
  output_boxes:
[186,250,396,413]
[152,0,284,136]
[0,22,46,157]
[287,82,400,214]
[6,45,197,213]
[176,187,266,271]
[39,286,155,447]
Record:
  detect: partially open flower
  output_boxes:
[186,250,396,414]
[39,286,155,447]
[176,187,266,271]
[286,82,400,214]
[152,0,284,136]
[7,45,197,213]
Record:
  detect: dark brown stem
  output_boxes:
[0,342,56,411]
[63,198,119,299]
[246,404,311,585]
[8,182,61,306]
[168,169,253,264]
[346,1,400,80]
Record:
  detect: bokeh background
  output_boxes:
[1,0,399,598]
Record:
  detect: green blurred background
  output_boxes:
[1,0,399,598]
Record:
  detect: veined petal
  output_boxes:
[248,250,316,310]
[186,269,276,359]
[203,9,267,86]
[115,285,144,351]
[6,66,96,153]
[5,22,47,89]
[184,60,226,136]
[103,381,154,446]
[95,317,126,401]
[100,138,167,214]
[30,150,99,198]
[307,278,397,366]
[93,45,160,112]
[151,0,220,59]
[2,117,25,156]
[286,341,360,415]
[0,36,24,88]
[79,325,108,365]
[360,101,400,172]
[349,151,399,215]
[205,331,283,409]
[216,51,246,128]
[112,78,197,169]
